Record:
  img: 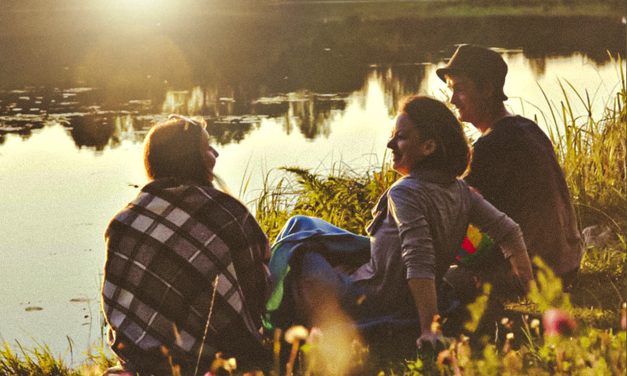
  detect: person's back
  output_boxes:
[466,115,582,277]
[102,116,270,375]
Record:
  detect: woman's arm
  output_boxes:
[408,278,439,341]
[388,183,442,343]
[509,249,534,292]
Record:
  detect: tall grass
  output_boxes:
[256,57,627,312]
[0,342,114,376]
[538,55,626,238]
[254,55,626,329]
[2,59,625,376]
[258,57,626,241]
[255,160,398,242]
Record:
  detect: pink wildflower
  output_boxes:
[542,308,576,336]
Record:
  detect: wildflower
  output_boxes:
[430,314,442,334]
[542,308,576,336]
[285,325,308,375]
[210,352,237,373]
[530,318,540,329]
[285,325,309,344]
[224,358,237,372]
[503,332,515,353]
[307,327,323,345]
[621,302,626,330]
[530,318,541,336]
[436,349,452,366]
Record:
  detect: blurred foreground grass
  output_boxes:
[1,58,625,375]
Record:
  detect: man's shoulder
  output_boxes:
[493,115,546,138]
[476,116,545,147]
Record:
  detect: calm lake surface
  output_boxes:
[0,8,625,364]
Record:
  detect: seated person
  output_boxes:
[437,44,583,289]
[102,115,271,375]
[265,96,534,352]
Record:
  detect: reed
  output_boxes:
[254,57,627,326]
[538,55,626,239]
[2,58,625,376]
[0,341,115,376]
[255,157,398,243]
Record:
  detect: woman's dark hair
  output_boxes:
[143,117,212,185]
[400,96,470,177]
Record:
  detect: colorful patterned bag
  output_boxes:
[456,224,495,266]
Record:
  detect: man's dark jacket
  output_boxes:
[466,115,582,276]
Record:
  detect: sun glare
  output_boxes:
[113,0,164,9]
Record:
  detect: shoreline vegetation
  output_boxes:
[0,1,624,37]
[2,58,625,376]
[1,24,626,376]
[0,0,623,17]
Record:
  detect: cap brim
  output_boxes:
[435,67,464,83]
[436,67,509,101]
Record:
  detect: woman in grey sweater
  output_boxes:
[269,96,534,350]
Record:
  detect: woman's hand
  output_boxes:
[509,252,534,293]
[416,330,444,353]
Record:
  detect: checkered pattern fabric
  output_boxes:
[102,178,270,373]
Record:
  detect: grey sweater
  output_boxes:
[350,168,526,314]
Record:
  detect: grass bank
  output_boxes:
[1,58,625,376]
[255,1,622,22]
[251,57,627,373]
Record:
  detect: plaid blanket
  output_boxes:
[102,178,270,374]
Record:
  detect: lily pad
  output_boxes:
[69,297,90,303]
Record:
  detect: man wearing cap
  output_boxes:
[436,44,583,292]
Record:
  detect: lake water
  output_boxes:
[0,9,625,365]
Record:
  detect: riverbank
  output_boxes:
[0,18,625,376]
[259,1,623,21]
[0,1,623,38]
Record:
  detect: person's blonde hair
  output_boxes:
[143,117,213,185]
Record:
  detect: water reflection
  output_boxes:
[1,50,623,151]
[0,14,624,149]
[372,63,430,114]
[69,114,116,151]
[1,11,625,363]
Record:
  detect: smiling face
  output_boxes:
[446,73,493,129]
[387,113,435,176]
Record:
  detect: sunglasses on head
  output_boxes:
[168,114,207,130]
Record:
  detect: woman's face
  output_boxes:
[387,113,434,176]
[200,129,218,180]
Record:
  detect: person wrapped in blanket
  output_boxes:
[101,115,271,375]
[265,96,534,354]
